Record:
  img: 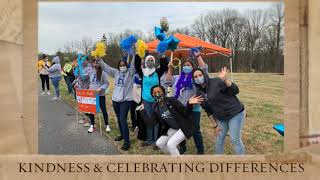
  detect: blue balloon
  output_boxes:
[166,35,180,51]
[155,26,166,41]
[157,41,168,54]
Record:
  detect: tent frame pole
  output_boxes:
[229,57,233,81]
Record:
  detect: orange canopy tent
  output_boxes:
[146,33,232,58]
[146,33,234,79]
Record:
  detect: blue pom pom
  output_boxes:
[120,35,137,55]
[155,26,166,41]
[157,41,168,54]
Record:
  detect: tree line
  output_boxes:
[43,4,284,73]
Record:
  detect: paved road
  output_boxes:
[38,85,119,155]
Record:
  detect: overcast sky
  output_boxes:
[38,2,280,54]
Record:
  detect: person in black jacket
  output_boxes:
[139,85,202,155]
[191,67,246,155]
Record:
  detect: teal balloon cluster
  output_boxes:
[155,26,180,54]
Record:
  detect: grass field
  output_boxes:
[55,73,284,155]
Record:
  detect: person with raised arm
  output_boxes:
[97,54,138,151]
[191,67,246,155]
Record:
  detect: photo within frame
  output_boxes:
[37,1,284,155]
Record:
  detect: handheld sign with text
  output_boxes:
[76,89,100,114]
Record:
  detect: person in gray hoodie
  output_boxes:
[97,54,138,151]
[87,59,110,133]
[47,56,62,100]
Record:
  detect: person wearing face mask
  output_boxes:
[139,85,203,155]
[135,54,169,148]
[165,50,207,154]
[86,59,110,133]
[97,54,138,151]
[191,67,246,155]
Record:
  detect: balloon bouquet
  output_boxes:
[155,17,181,71]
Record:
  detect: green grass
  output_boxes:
[55,73,284,155]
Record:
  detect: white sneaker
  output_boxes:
[88,125,95,133]
[105,125,111,132]
[41,92,46,96]
[51,97,58,100]
[46,91,51,95]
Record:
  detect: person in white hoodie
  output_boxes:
[47,56,62,100]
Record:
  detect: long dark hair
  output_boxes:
[93,59,102,81]
[96,66,102,81]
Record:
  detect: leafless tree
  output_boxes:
[78,36,94,54]
[192,14,207,40]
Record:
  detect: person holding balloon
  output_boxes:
[165,48,207,154]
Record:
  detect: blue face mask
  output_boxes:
[182,66,193,74]
[194,76,205,85]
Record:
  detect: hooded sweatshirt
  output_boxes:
[48,56,61,78]
[194,70,245,121]
[89,70,109,96]
[98,55,136,102]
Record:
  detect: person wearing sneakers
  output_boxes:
[38,54,51,95]
[165,49,207,155]
[87,59,111,133]
[74,56,93,126]
[47,56,62,100]
[97,54,137,151]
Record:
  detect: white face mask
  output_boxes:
[119,66,127,73]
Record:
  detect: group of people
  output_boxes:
[38,49,246,155]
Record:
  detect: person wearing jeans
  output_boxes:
[97,54,137,151]
[134,55,168,147]
[47,56,62,100]
[112,101,131,145]
[192,67,246,155]
[51,76,61,98]
[143,100,159,146]
[215,110,245,154]
[165,49,207,154]
[62,61,74,94]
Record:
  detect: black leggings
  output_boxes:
[40,74,50,91]
[130,101,139,128]
[88,96,109,126]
